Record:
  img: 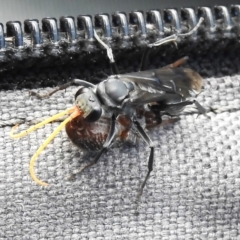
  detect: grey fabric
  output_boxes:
[0,75,240,239]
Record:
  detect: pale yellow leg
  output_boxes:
[10,107,76,138]
[29,116,73,186]
[10,106,82,186]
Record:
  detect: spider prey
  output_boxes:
[11,17,206,198]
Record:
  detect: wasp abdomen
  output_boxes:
[65,115,136,151]
[65,116,111,151]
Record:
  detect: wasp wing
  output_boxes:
[120,67,203,105]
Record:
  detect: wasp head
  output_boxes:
[74,87,102,122]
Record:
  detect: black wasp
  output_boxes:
[11,17,206,198]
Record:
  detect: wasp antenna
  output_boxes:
[148,17,204,48]
[10,107,76,139]
[94,30,114,63]
[178,17,204,37]
[29,81,74,99]
[93,30,119,74]
[148,34,178,48]
[29,107,82,186]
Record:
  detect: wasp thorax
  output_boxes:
[74,87,102,122]
[105,78,129,104]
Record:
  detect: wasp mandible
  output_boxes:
[11,17,206,198]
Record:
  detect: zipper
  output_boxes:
[0,5,240,89]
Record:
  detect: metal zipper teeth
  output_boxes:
[0,5,239,69]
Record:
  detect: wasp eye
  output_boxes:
[74,87,102,122]
[75,87,88,99]
[85,108,102,122]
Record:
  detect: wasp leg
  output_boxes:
[139,34,180,71]
[139,47,151,71]
[174,100,209,117]
[145,110,179,129]
[143,110,162,129]
[139,39,188,71]
[68,115,116,180]
[29,79,95,99]
[140,50,188,72]
[167,100,207,116]
[10,107,77,138]
[11,106,82,186]
[117,115,132,140]
[132,118,154,200]
[67,148,107,181]
[193,100,207,115]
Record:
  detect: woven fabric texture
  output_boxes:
[0,74,240,239]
